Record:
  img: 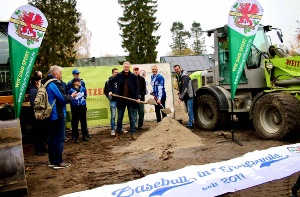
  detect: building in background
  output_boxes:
[160,55,214,73]
[74,56,126,67]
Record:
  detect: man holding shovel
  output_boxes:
[174,65,195,129]
[108,61,140,141]
[150,65,167,122]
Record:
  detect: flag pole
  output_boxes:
[217,99,243,146]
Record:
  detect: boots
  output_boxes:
[131,134,137,140]
[114,133,122,142]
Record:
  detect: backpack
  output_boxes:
[33,79,57,120]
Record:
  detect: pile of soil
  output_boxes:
[120,118,204,157]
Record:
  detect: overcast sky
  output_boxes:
[1,0,300,60]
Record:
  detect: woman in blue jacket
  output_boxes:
[68,78,89,143]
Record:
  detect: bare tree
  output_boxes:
[74,15,92,59]
[288,20,300,56]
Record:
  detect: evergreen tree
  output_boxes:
[118,0,160,64]
[169,21,191,55]
[190,21,206,55]
[29,0,80,73]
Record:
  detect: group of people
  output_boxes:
[103,62,195,142]
[104,61,147,141]
[28,65,90,169]
[27,62,195,169]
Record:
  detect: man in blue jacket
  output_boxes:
[42,65,77,169]
[66,69,86,92]
[108,61,140,141]
[151,65,167,122]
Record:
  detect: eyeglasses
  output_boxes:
[74,73,79,75]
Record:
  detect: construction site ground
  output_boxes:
[21,102,300,197]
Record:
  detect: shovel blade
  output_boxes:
[161,108,172,114]
[145,98,157,105]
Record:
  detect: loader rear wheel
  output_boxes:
[252,93,300,140]
[195,94,226,130]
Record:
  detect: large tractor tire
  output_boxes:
[252,93,300,140]
[194,94,226,130]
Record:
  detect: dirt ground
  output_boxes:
[20,92,300,197]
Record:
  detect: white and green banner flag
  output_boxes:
[228,0,264,99]
[8,5,48,118]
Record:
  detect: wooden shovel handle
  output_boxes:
[111,94,139,102]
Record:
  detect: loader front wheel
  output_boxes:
[252,93,300,140]
[195,94,226,130]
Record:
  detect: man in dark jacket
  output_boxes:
[43,65,77,169]
[104,68,128,136]
[28,71,47,156]
[132,66,146,130]
[174,64,195,129]
[108,61,140,141]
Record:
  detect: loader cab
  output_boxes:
[0,21,12,96]
[209,25,270,89]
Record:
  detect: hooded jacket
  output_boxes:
[176,70,194,101]
[104,76,118,101]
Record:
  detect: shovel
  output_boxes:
[157,103,172,114]
[151,95,172,114]
[111,94,157,105]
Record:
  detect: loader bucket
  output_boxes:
[0,119,27,195]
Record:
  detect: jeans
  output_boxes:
[185,97,194,127]
[134,103,145,128]
[110,101,117,130]
[117,103,136,134]
[155,98,166,122]
[48,118,65,165]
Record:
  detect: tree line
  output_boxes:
[29,0,300,74]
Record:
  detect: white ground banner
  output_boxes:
[62,143,300,197]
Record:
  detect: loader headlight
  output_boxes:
[266,62,273,69]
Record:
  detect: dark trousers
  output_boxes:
[137,103,145,128]
[48,118,65,165]
[33,119,48,153]
[155,98,166,122]
[71,105,87,139]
